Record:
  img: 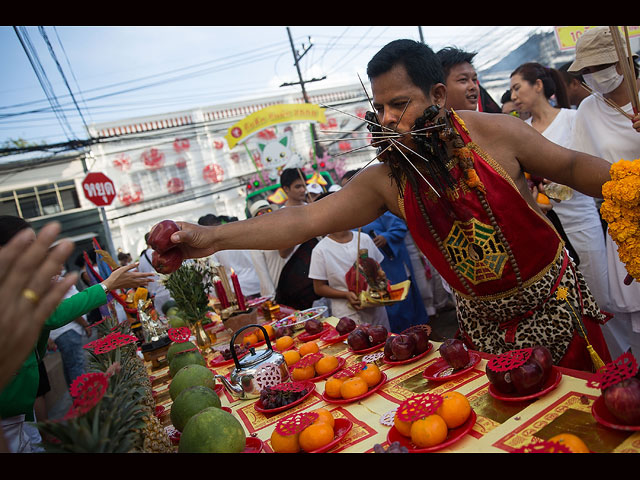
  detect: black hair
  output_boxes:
[501,89,512,104]
[0,215,32,247]
[436,47,477,78]
[511,62,571,109]
[558,61,584,84]
[198,213,220,226]
[341,169,360,184]
[117,252,130,260]
[314,191,333,202]
[366,39,445,97]
[280,168,305,189]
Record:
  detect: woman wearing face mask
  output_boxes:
[567,26,640,362]
[509,62,610,315]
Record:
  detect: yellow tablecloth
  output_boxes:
[149,317,640,453]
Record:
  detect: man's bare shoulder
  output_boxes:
[456,110,526,143]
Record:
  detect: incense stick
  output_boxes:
[580,82,633,120]
[609,26,640,114]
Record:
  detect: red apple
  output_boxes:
[336,317,357,335]
[152,248,183,274]
[486,364,516,394]
[391,335,416,361]
[304,318,323,335]
[510,361,546,396]
[409,329,430,355]
[368,325,388,346]
[439,338,470,370]
[603,377,640,425]
[530,345,554,380]
[148,220,180,254]
[384,336,395,360]
[348,328,371,351]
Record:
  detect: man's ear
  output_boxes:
[430,83,447,108]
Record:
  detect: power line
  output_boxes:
[38,26,91,135]
[13,26,79,141]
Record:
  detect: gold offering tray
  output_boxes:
[359,280,411,308]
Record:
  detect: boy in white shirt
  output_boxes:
[308,194,390,330]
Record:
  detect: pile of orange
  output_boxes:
[291,353,340,381]
[324,363,382,400]
[394,391,471,449]
[270,408,336,453]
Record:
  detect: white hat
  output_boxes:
[306,183,323,195]
[328,184,342,192]
[568,26,637,72]
[248,199,272,217]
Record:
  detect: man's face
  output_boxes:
[444,62,479,111]
[371,63,444,150]
[284,178,307,202]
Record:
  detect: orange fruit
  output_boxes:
[537,192,550,205]
[299,341,319,357]
[270,429,301,453]
[256,324,275,341]
[357,363,382,387]
[436,391,471,429]
[548,433,590,453]
[410,414,448,448]
[340,376,369,399]
[315,355,339,375]
[243,331,258,346]
[291,364,315,381]
[275,335,294,351]
[324,376,346,399]
[283,349,301,367]
[312,408,335,429]
[394,414,413,437]
[299,422,335,452]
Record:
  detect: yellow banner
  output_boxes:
[225,103,327,149]
[555,26,640,50]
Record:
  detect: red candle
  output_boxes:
[230,269,246,311]
[214,279,229,309]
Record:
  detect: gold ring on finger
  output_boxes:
[22,288,40,305]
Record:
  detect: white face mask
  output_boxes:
[583,64,624,94]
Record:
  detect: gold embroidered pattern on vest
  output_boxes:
[444,218,508,285]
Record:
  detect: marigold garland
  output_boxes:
[600,158,640,282]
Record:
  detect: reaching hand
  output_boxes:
[0,222,77,391]
[169,222,218,259]
[102,263,155,291]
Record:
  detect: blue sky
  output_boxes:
[0,26,552,149]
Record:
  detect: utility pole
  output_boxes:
[281,26,326,159]
[418,26,425,43]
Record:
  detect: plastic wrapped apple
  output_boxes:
[148,220,180,253]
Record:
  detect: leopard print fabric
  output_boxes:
[455,250,605,364]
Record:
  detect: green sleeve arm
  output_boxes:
[44,283,107,330]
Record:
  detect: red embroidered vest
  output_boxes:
[400,112,563,299]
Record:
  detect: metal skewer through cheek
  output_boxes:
[389,138,440,198]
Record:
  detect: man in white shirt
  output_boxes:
[568,26,640,359]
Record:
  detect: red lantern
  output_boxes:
[173,138,190,153]
[112,154,131,172]
[117,184,143,206]
[167,177,185,194]
[141,148,165,170]
[203,164,224,184]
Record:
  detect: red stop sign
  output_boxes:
[82,172,116,207]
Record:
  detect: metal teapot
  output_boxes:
[214,324,290,400]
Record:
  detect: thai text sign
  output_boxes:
[555,26,640,50]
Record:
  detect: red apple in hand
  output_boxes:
[148,220,180,253]
[152,248,183,274]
